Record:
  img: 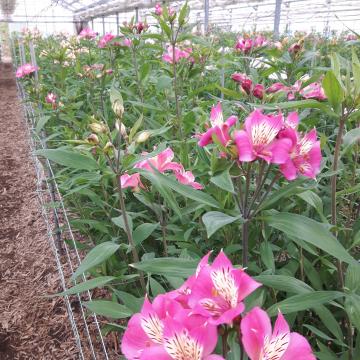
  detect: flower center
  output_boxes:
[261,333,290,360]
[141,313,164,344]
[211,267,238,308]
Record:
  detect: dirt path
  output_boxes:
[0,63,88,359]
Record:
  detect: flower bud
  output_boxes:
[115,120,127,136]
[87,133,99,144]
[103,141,114,154]
[136,131,151,143]
[112,100,124,119]
[252,84,265,100]
[89,122,107,133]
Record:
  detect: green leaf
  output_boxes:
[322,70,344,113]
[267,291,344,316]
[133,223,159,245]
[343,127,360,147]
[114,290,144,313]
[72,242,120,279]
[345,263,360,292]
[83,300,132,319]
[254,274,313,294]
[264,212,356,264]
[53,276,116,296]
[297,190,325,219]
[202,211,242,238]
[345,294,360,332]
[112,215,133,234]
[140,169,220,209]
[257,100,337,117]
[35,149,98,170]
[110,85,123,107]
[128,114,143,143]
[156,75,172,90]
[260,242,275,272]
[352,48,360,97]
[210,168,235,193]
[35,115,51,133]
[131,257,198,278]
[178,1,189,25]
[150,277,166,296]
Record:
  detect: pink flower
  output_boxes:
[136,22,148,34]
[78,28,97,40]
[134,148,183,173]
[142,312,224,360]
[188,251,261,325]
[241,307,316,360]
[120,173,143,190]
[279,128,322,180]
[234,109,292,164]
[254,35,267,47]
[346,34,357,41]
[299,82,327,100]
[121,294,183,359]
[174,169,203,190]
[198,102,237,147]
[231,73,249,84]
[288,42,302,55]
[283,112,299,130]
[98,33,115,48]
[16,63,38,78]
[122,38,132,47]
[266,82,287,94]
[287,80,302,100]
[162,46,191,64]
[235,37,253,54]
[155,3,163,15]
[45,92,56,104]
[252,84,265,99]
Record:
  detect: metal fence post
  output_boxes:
[274,0,282,40]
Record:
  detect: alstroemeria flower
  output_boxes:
[16,63,38,78]
[283,112,299,129]
[266,82,288,94]
[162,46,191,64]
[175,169,203,190]
[122,38,132,47]
[78,27,97,40]
[241,307,316,360]
[279,128,321,180]
[235,37,253,54]
[121,294,183,360]
[198,103,237,147]
[120,173,144,190]
[189,251,261,325]
[141,312,224,360]
[134,148,183,173]
[253,84,265,99]
[45,92,57,104]
[254,35,267,47]
[155,3,163,15]
[98,33,115,48]
[234,109,292,164]
[299,82,327,100]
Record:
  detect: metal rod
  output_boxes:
[273,0,283,40]
[204,0,209,33]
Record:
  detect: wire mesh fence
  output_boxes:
[11,37,111,360]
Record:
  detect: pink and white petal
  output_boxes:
[278,128,298,146]
[272,311,290,337]
[140,345,171,360]
[266,137,292,164]
[121,314,151,360]
[241,307,272,360]
[162,161,184,173]
[244,109,264,135]
[232,269,262,301]
[235,130,256,162]
[189,323,218,356]
[157,148,174,168]
[205,355,226,360]
[210,102,224,126]
[286,112,299,129]
[190,181,204,190]
[198,128,215,147]
[196,251,212,276]
[281,333,316,360]
[211,250,234,271]
[210,302,245,325]
[280,160,298,181]
[308,141,322,175]
[213,126,229,146]
[225,115,238,127]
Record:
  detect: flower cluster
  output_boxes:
[78,27,98,40]
[15,63,38,78]
[120,147,203,191]
[21,27,42,41]
[267,80,326,101]
[198,103,322,181]
[98,32,115,48]
[162,46,193,64]
[122,20,149,34]
[121,252,315,360]
[81,64,113,79]
[235,35,267,54]
[232,73,264,99]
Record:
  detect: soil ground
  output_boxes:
[0,62,112,359]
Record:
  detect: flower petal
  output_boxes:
[198,128,215,147]
[281,333,316,360]
[235,130,256,162]
[266,137,292,164]
[210,102,223,126]
[241,307,272,360]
